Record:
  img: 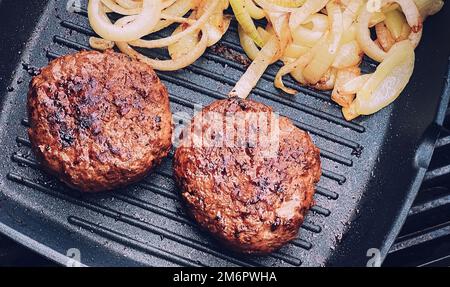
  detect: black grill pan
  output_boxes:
[0,0,449,266]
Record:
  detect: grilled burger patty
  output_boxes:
[27,50,172,192]
[173,97,321,254]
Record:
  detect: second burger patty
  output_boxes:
[174,97,321,254]
[27,50,172,192]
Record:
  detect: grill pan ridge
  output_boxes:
[0,0,449,266]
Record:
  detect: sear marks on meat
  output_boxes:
[173,97,321,254]
[27,50,172,192]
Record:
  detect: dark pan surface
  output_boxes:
[0,0,449,266]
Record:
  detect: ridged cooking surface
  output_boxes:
[0,0,427,266]
[384,112,450,266]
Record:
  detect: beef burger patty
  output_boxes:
[173,97,321,254]
[27,50,172,192]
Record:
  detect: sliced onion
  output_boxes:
[289,0,328,30]
[168,22,200,59]
[266,10,290,39]
[162,0,178,9]
[280,53,314,93]
[341,22,358,43]
[89,36,115,50]
[326,0,344,54]
[343,0,363,29]
[152,0,194,32]
[332,40,363,68]
[375,22,395,51]
[230,0,264,46]
[292,14,328,47]
[302,2,342,84]
[239,24,260,60]
[253,0,298,12]
[130,0,220,49]
[85,0,438,122]
[241,24,282,64]
[313,68,337,90]
[356,0,422,62]
[284,43,309,59]
[159,14,196,24]
[100,0,141,15]
[275,34,328,93]
[352,40,415,115]
[356,7,385,61]
[115,0,142,9]
[245,0,265,19]
[104,0,174,13]
[198,0,232,46]
[339,0,352,6]
[381,2,400,12]
[88,0,162,42]
[331,66,360,107]
[376,22,396,51]
[292,28,324,47]
[384,9,407,39]
[414,0,444,19]
[205,17,231,46]
[230,36,279,98]
[342,104,360,120]
[398,21,412,40]
[265,10,291,59]
[369,11,386,27]
[257,26,273,44]
[117,30,208,71]
[112,14,208,71]
[302,41,333,84]
[340,73,372,94]
[268,0,306,7]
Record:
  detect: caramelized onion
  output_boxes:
[88,0,162,42]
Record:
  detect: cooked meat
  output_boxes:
[173,97,321,254]
[27,50,172,192]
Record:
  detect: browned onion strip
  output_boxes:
[289,0,328,30]
[275,33,328,94]
[88,0,162,42]
[253,0,298,13]
[376,22,396,51]
[152,0,194,32]
[342,0,363,29]
[230,36,279,99]
[129,0,220,49]
[356,0,422,62]
[100,0,141,15]
[116,30,209,71]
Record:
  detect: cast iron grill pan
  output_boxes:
[0,0,449,266]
